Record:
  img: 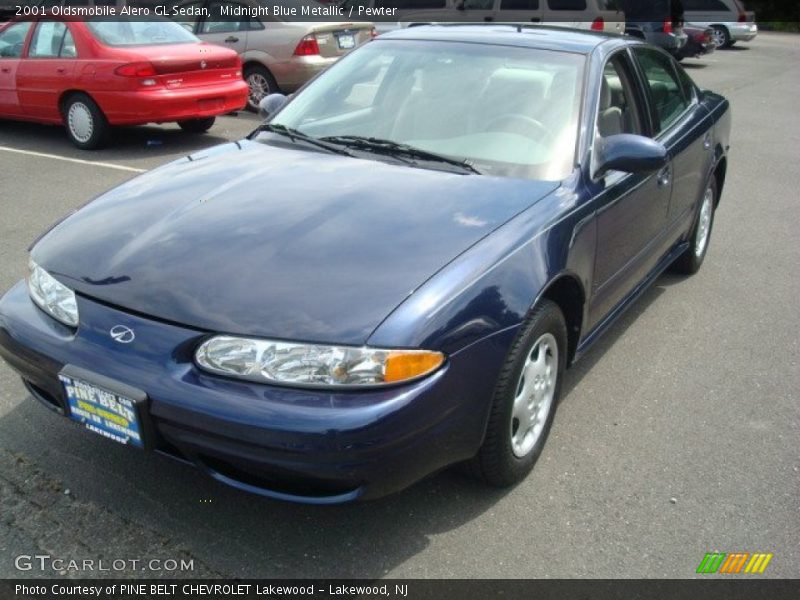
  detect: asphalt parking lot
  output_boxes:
[0,33,798,580]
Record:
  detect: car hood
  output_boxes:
[33,140,558,345]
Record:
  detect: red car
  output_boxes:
[0,16,248,149]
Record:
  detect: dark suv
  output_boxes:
[618,0,688,55]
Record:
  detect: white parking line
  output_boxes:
[0,146,146,174]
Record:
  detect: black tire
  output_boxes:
[468,299,567,487]
[243,64,278,113]
[711,25,732,48]
[672,177,717,275]
[178,117,216,133]
[62,93,109,150]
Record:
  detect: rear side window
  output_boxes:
[500,0,540,9]
[633,47,690,135]
[0,21,32,58]
[29,21,76,58]
[86,18,199,46]
[683,0,731,11]
[548,0,587,9]
[377,0,447,8]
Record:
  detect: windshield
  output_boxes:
[86,18,198,47]
[269,39,585,180]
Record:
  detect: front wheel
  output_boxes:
[62,93,109,150]
[178,117,216,134]
[672,178,717,275]
[468,299,567,487]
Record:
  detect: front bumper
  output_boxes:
[0,281,512,503]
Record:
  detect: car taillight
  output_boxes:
[293,35,320,57]
[663,19,673,34]
[114,62,157,77]
[591,17,604,31]
[370,27,378,39]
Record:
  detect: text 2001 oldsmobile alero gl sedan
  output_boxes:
[0,25,730,503]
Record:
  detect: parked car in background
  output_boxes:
[174,0,374,111]
[617,0,687,56]
[677,23,716,60]
[0,25,731,503]
[0,4,14,24]
[0,16,248,148]
[683,0,756,47]
[341,0,625,36]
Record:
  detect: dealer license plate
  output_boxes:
[60,371,146,448]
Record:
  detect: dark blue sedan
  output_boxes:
[0,25,730,503]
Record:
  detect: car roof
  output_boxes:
[379,24,630,55]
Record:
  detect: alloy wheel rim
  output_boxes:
[247,73,270,108]
[67,102,93,143]
[510,332,558,458]
[695,187,714,257]
[711,28,726,46]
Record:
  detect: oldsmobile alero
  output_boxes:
[0,25,731,503]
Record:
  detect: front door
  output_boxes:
[588,50,673,329]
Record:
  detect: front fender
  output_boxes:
[367,177,596,356]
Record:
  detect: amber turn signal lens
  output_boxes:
[384,351,445,383]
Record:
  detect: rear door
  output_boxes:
[495,0,544,24]
[456,0,498,22]
[0,20,33,117]
[196,0,250,56]
[17,19,77,120]
[544,0,591,29]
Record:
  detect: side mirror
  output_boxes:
[258,93,289,120]
[594,134,668,178]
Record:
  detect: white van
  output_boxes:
[682,0,757,47]
[342,0,625,36]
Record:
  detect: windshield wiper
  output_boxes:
[319,135,481,175]
[254,123,353,157]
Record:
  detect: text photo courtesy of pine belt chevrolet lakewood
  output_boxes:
[0,25,731,503]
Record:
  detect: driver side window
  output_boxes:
[597,53,642,138]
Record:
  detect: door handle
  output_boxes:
[224,36,239,43]
[657,165,671,187]
[56,67,66,73]
[703,132,713,150]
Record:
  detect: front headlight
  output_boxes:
[27,260,79,327]
[195,336,445,388]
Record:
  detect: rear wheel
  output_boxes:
[672,178,717,275]
[711,25,732,48]
[243,64,278,113]
[178,117,216,133]
[468,300,567,487]
[62,93,109,150]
